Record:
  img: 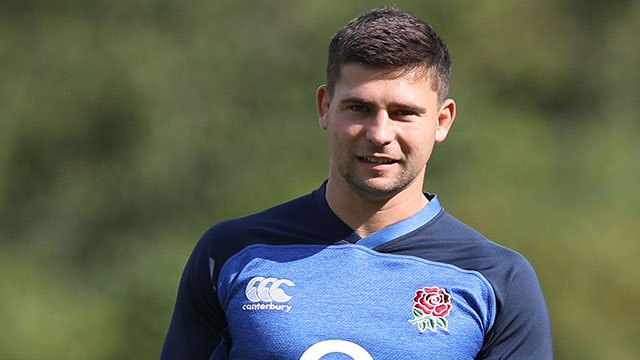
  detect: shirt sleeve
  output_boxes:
[476,255,553,359]
[161,234,227,360]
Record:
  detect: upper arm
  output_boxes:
[476,256,553,359]
[161,236,227,360]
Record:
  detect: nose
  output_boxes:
[365,110,395,146]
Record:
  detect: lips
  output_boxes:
[360,156,395,164]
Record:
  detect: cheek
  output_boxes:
[328,122,361,144]
[406,124,436,156]
[400,134,435,159]
[326,127,352,158]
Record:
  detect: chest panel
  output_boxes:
[217,244,495,359]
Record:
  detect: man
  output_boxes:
[162,7,553,359]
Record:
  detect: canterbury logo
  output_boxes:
[245,276,295,303]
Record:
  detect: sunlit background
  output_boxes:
[1,1,638,359]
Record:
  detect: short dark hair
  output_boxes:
[327,7,451,102]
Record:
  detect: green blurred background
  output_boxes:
[1,0,638,358]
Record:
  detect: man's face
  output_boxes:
[317,63,455,200]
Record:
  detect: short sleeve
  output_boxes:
[161,234,227,360]
[476,256,553,359]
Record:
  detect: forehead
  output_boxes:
[332,63,438,103]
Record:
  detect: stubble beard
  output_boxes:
[339,161,423,200]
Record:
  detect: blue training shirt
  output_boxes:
[162,183,553,359]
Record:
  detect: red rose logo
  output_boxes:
[414,286,452,317]
[409,286,452,332]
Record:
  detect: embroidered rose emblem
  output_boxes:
[414,286,452,317]
[409,286,452,332]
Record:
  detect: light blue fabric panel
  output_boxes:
[217,243,496,360]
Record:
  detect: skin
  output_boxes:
[316,63,456,237]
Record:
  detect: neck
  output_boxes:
[325,171,429,238]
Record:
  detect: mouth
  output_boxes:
[360,156,394,164]
[358,156,398,165]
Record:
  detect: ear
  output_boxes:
[435,98,456,143]
[316,84,331,130]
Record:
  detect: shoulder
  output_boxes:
[197,190,318,258]
[440,212,534,270]
[380,210,529,272]
[435,212,537,282]
[427,211,540,296]
[193,185,344,275]
[377,210,543,311]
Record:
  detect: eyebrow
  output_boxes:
[339,97,375,107]
[339,97,428,114]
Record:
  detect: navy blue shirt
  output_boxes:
[162,183,553,359]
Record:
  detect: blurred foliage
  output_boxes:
[1,0,638,359]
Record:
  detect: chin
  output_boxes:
[348,177,407,200]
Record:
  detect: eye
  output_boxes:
[348,105,370,113]
[391,109,417,118]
